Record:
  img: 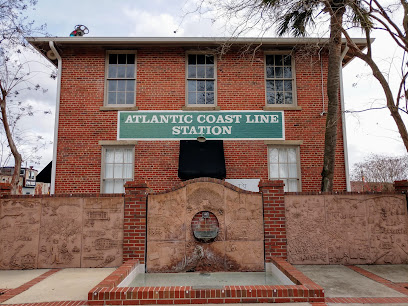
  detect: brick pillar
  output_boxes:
[259,180,287,261]
[123,181,148,263]
[395,180,408,209]
[0,183,12,197]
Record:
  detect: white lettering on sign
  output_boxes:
[172,126,232,135]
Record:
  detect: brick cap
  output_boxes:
[0,183,12,190]
[259,180,284,188]
[124,181,148,188]
[395,180,408,187]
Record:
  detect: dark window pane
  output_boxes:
[109,54,117,64]
[126,64,135,78]
[266,55,274,65]
[108,92,116,104]
[197,92,206,104]
[126,92,134,104]
[117,80,126,91]
[117,92,126,104]
[117,65,126,78]
[127,54,135,64]
[206,80,214,91]
[197,80,205,91]
[206,92,214,104]
[188,92,197,104]
[188,66,196,78]
[126,80,135,91]
[276,92,284,104]
[275,55,283,66]
[276,80,283,91]
[267,93,275,104]
[284,80,292,91]
[284,92,293,104]
[283,55,291,66]
[118,54,126,64]
[197,66,205,78]
[108,80,116,91]
[108,65,117,78]
[206,55,214,64]
[275,67,283,78]
[283,67,292,78]
[197,54,205,64]
[206,66,214,78]
[188,54,196,65]
[266,67,274,78]
[266,80,275,92]
[188,80,196,91]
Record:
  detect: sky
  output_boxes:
[9,0,408,174]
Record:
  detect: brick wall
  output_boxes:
[259,180,287,261]
[55,46,346,193]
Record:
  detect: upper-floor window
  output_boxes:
[105,51,136,106]
[265,54,296,106]
[186,53,216,106]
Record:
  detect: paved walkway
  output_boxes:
[0,265,407,305]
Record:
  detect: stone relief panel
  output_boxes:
[0,196,124,270]
[38,198,83,268]
[81,197,124,268]
[286,194,408,265]
[0,198,41,269]
[147,189,187,242]
[147,182,264,272]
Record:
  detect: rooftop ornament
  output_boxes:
[70,25,89,37]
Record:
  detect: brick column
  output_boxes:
[259,180,287,261]
[395,180,408,210]
[0,183,12,197]
[123,181,148,263]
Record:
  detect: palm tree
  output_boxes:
[260,0,372,191]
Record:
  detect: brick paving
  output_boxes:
[0,269,61,304]
[0,264,407,305]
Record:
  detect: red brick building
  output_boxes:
[28,37,367,194]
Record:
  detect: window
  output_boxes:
[105,51,136,106]
[265,54,295,105]
[268,146,300,192]
[186,53,216,106]
[102,147,134,193]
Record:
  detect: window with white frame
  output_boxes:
[187,54,216,106]
[268,146,300,192]
[265,54,295,106]
[102,147,134,193]
[105,52,136,106]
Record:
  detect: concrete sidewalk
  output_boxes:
[0,264,407,305]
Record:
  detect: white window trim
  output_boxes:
[100,145,135,194]
[104,50,137,107]
[264,51,297,107]
[267,145,302,192]
[185,51,217,107]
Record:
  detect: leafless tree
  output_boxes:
[0,0,49,193]
[351,154,408,191]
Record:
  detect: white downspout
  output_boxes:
[49,41,61,194]
[340,46,351,191]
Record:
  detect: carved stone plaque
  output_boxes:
[38,198,83,268]
[81,197,124,268]
[0,198,41,269]
[147,181,264,272]
[286,194,408,265]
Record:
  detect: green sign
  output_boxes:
[118,111,284,140]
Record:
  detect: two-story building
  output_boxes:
[28,37,367,194]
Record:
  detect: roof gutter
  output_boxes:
[340,45,351,191]
[49,41,61,194]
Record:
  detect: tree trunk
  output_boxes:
[0,89,22,194]
[321,7,345,192]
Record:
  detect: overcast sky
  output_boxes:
[13,0,408,173]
